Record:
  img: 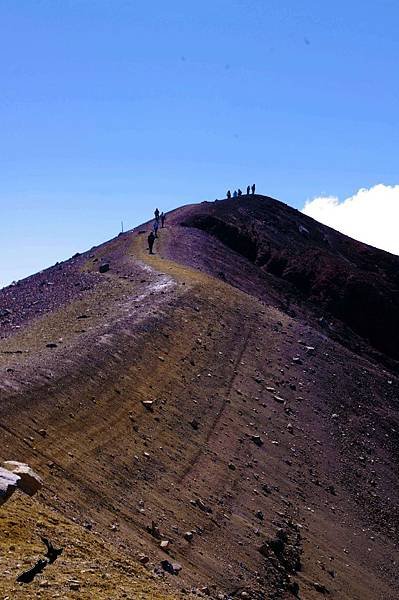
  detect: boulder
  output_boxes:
[0,467,20,505]
[3,461,43,496]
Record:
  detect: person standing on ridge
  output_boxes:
[246,185,250,195]
[227,190,231,199]
[238,188,242,196]
[154,208,160,221]
[233,190,238,198]
[160,212,166,228]
[153,219,159,238]
[148,231,155,254]
[251,184,256,194]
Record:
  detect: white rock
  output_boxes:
[0,467,20,505]
[3,461,43,496]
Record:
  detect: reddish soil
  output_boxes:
[0,196,398,599]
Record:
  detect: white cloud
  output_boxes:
[302,184,399,256]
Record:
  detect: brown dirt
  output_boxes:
[0,197,398,599]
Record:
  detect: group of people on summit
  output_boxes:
[147,184,256,254]
[148,208,165,254]
[226,183,255,199]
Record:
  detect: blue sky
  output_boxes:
[1,1,399,287]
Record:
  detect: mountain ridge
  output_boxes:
[0,195,398,599]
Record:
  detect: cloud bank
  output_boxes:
[302,184,399,256]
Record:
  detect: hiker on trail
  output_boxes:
[227,190,231,199]
[154,208,160,222]
[251,183,256,194]
[148,231,155,254]
[246,185,250,195]
[238,188,242,196]
[153,219,159,238]
[160,212,166,228]
[233,190,238,198]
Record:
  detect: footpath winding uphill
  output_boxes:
[0,197,398,600]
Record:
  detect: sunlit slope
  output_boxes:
[0,197,398,599]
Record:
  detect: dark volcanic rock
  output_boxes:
[180,196,399,361]
[99,263,110,273]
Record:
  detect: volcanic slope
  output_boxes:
[0,196,398,600]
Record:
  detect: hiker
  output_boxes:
[153,219,159,238]
[154,208,160,221]
[251,183,256,194]
[238,188,242,196]
[226,190,231,199]
[246,185,250,195]
[148,231,155,254]
[233,190,238,198]
[160,212,166,228]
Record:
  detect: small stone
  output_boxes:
[138,554,150,565]
[273,395,285,404]
[194,498,212,513]
[160,540,170,549]
[251,435,264,447]
[313,582,329,594]
[99,263,110,273]
[69,581,80,591]
[184,531,193,542]
[228,463,236,471]
[142,400,154,411]
[255,510,264,520]
[161,560,182,575]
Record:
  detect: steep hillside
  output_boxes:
[0,196,398,600]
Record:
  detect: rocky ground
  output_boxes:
[0,196,398,599]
